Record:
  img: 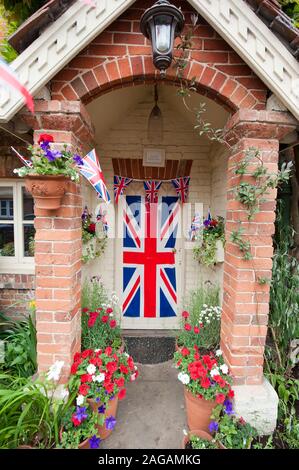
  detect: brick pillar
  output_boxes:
[21,101,94,382]
[221,109,296,433]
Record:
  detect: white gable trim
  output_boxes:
[0,0,298,123]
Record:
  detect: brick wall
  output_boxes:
[50,0,268,112]
[0,274,35,319]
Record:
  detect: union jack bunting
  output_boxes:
[11,146,33,168]
[78,149,111,203]
[97,206,109,234]
[123,196,179,318]
[143,180,162,203]
[171,176,190,203]
[0,58,34,113]
[189,212,201,241]
[114,176,132,204]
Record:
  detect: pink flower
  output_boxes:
[184,323,192,331]
[216,393,226,404]
[110,320,116,329]
[194,326,200,334]
[182,311,189,319]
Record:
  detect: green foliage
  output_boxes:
[0,11,18,62]
[81,277,108,312]
[189,434,218,449]
[177,284,221,350]
[193,216,225,267]
[279,0,299,28]
[268,206,299,371]
[0,370,75,448]
[0,313,37,377]
[0,241,15,256]
[1,1,45,23]
[59,405,99,449]
[214,414,258,449]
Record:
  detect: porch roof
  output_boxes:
[0,0,298,122]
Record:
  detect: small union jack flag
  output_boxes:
[78,149,111,203]
[114,175,132,204]
[11,146,33,168]
[171,176,190,203]
[189,212,201,241]
[143,180,162,203]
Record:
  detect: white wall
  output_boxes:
[82,94,228,312]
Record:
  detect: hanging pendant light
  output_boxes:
[148,84,163,143]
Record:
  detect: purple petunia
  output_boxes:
[75,406,88,422]
[45,149,61,162]
[223,399,234,416]
[89,435,101,449]
[105,416,117,431]
[203,219,211,227]
[98,405,106,414]
[73,154,84,166]
[209,421,219,433]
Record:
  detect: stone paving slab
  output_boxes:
[101,361,187,449]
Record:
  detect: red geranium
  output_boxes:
[71,362,80,375]
[74,352,81,362]
[106,361,118,374]
[184,323,192,332]
[101,315,109,323]
[118,388,126,400]
[110,320,116,329]
[181,347,190,357]
[182,311,189,319]
[194,326,200,334]
[81,349,93,359]
[106,307,113,314]
[120,364,129,374]
[38,133,54,144]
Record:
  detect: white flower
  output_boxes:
[131,373,137,381]
[210,368,220,377]
[46,361,64,382]
[216,349,222,357]
[60,388,69,400]
[76,394,85,406]
[206,319,210,324]
[220,364,229,374]
[94,373,105,383]
[109,313,114,317]
[87,364,96,375]
[95,348,100,353]
[183,429,188,436]
[178,372,190,385]
[203,304,207,308]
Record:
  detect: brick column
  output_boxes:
[21,101,94,382]
[222,110,296,433]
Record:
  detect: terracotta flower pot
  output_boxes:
[184,387,217,433]
[25,175,69,211]
[182,429,214,449]
[88,395,119,440]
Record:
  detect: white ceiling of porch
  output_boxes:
[87,84,229,145]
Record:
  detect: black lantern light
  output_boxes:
[140,0,185,75]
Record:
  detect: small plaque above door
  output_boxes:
[143,148,165,168]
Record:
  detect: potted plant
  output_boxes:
[14,134,84,211]
[211,413,258,449]
[81,298,123,352]
[81,206,107,264]
[174,347,233,432]
[59,404,102,449]
[193,216,225,266]
[68,348,138,441]
[182,429,218,449]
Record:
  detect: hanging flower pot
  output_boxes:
[25,175,69,211]
[184,388,217,433]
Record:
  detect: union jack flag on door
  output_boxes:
[122,196,179,318]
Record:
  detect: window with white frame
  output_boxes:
[0,181,35,268]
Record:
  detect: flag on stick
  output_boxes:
[78,149,111,203]
[11,146,33,168]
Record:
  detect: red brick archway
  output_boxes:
[50,0,268,114]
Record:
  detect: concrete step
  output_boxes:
[123,330,176,364]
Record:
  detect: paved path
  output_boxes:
[101,361,187,449]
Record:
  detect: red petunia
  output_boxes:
[104,382,114,394]
[71,362,79,375]
[88,223,96,233]
[194,353,200,361]
[115,377,125,388]
[182,311,189,319]
[177,359,182,367]
[127,357,135,371]
[216,393,226,404]
[120,364,129,374]
[184,323,192,332]
[81,374,93,383]
[82,308,89,313]
[38,133,54,144]
[107,361,118,374]
[79,384,90,396]
[228,389,235,399]
[101,315,109,323]
[201,377,211,389]
[72,415,81,427]
[105,346,112,356]
[110,320,116,329]
[81,349,93,359]
[181,347,190,357]
[202,355,213,370]
[106,307,113,314]
[74,352,81,362]
[194,326,200,334]
[118,388,126,400]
